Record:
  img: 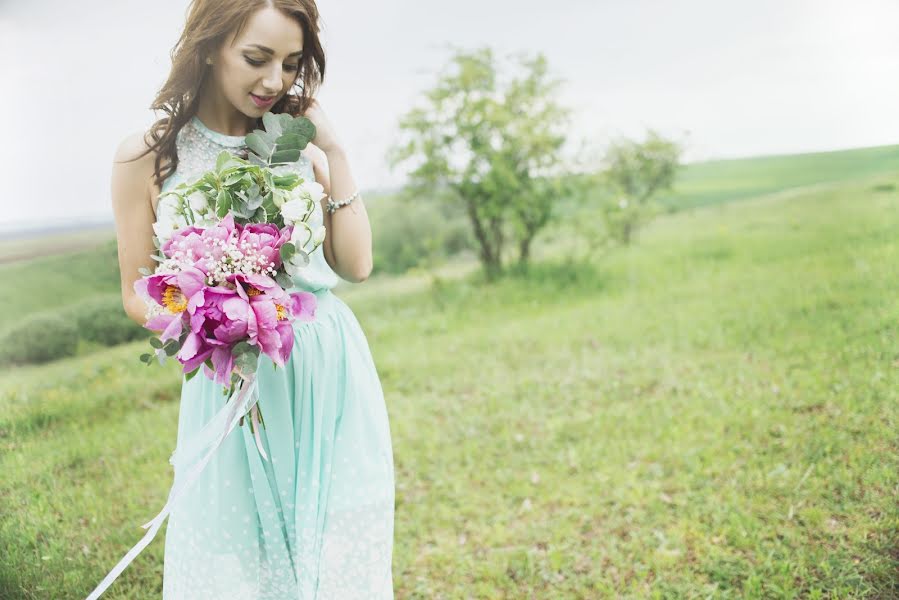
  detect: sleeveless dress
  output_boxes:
[153,115,395,599]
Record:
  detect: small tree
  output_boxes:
[601,130,682,245]
[389,46,571,280]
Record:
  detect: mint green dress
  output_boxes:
[153,116,395,599]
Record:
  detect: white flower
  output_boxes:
[152,219,176,243]
[281,198,311,225]
[290,221,312,248]
[299,180,326,203]
[312,225,326,246]
[187,191,209,213]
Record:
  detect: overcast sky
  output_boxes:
[1,0,897,229]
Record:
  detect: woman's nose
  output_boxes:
[261,65,283,94]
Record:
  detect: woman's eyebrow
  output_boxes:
[245,43,302,57]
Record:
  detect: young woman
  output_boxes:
[108,1,395,597]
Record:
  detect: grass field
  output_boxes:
[1,146,898,598]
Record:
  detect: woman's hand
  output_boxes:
[302,98,343,154]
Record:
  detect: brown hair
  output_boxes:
[129,0,325,188]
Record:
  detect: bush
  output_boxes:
[0,314,80,366]
[65,294,146,346]
[371,196,475,275]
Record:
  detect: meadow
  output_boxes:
[1,145,898,598]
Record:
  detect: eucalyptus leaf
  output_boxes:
[280,242,296,261]
[275,133,303,148]
[245,132,272,159]
[262,111,284,138]
[232,341,254,357]
[235,351,258,375]
[270,149,301,165]
[275,271,294,289]
[149,337,163,349]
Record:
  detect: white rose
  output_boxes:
[187,191,209,213]
[280,198,310,225]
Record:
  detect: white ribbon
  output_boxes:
[85,371,265,600]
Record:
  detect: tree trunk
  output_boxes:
[464,197,503,280]
[518,235,532,267]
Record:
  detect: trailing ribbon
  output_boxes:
[84,370,265,600]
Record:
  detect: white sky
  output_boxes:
[1,0,898,229]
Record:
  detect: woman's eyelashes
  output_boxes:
[243,56,300,71]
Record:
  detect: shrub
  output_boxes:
[0,314,80,366]
[65,295,146,346]
[371,197,475,275]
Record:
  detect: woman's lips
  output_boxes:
[250,93,275,107]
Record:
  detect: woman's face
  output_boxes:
[210,7,305,116]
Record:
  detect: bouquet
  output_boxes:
[133,111,327,449]
[85,112,327,599]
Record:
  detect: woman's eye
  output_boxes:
[244,57,301,72]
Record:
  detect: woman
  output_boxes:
[107,1,395,597]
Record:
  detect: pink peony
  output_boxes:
[237,222,292,271]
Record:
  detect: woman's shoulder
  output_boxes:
[113,127,164,165]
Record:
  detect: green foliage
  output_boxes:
[2,159,899,597]
[155,112,320,254]
[0,314,79,365]
[600,129,683,245]
[390,46,573,279]
[0,295,146,367]
[67,294,146,346]
[370,194,475,275]
[245,110,316,167]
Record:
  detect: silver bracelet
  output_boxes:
[326,189,360,214]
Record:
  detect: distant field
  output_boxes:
[660,144,899,210]
[1,145,898,597]
[0,225,115,264]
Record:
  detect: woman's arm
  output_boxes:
[110,132,159,326]
[303,99,373,283]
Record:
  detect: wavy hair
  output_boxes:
[128,0,325,188]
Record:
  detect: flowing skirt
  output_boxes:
[161,288,395,599]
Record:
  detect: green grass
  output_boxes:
[660,143,899,210]
[1,148,898,598]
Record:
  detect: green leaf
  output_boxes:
[280,242,296,261]
[216,189,232,218]
[185,367,200,382]
[149,337,163,349]
[284,116,316,145]
[139,353,152,363]
[245,132,272,158]
[270,149,301,165]
[262,111,284,138]
[275,132,303,148]
[215,150,232,172]
[234,351,258,376]
[275,271,294,289]
[272,174,299,187]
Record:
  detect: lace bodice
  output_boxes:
[154,115,340,293]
